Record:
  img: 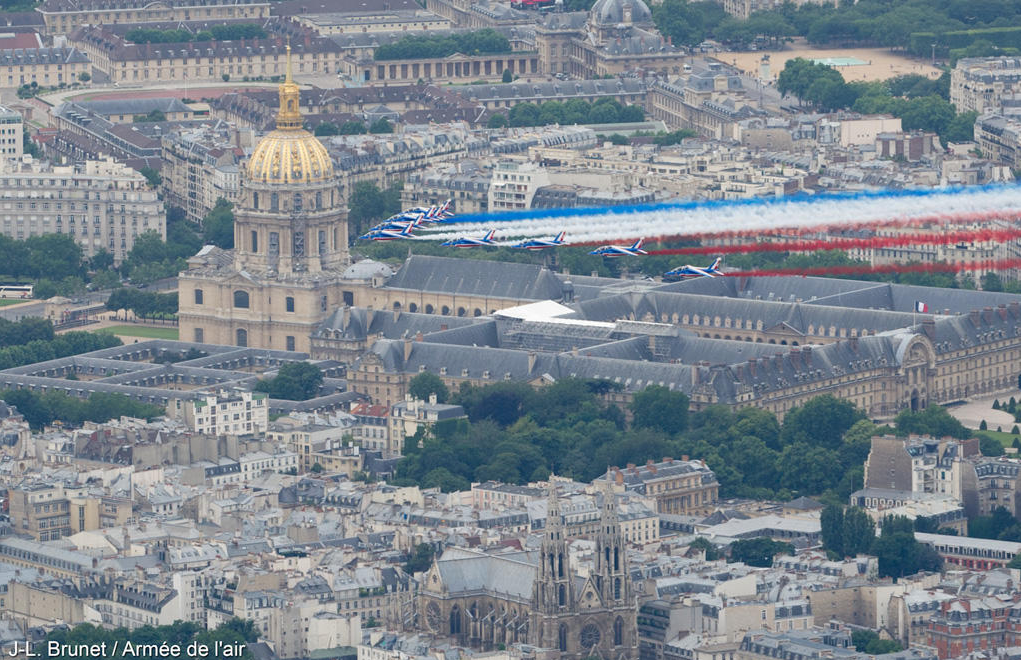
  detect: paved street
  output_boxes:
[947,394,1019,430]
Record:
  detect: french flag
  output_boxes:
[915,301,929,313]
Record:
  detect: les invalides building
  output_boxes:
[178,48,352,353]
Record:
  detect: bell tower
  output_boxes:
[594,481,631,606]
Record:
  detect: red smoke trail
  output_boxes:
[649,228,1021,257]
[729,258,1021,279]
[563,210,1021,248]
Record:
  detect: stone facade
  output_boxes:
[37,0,270,35]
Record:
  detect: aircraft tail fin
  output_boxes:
[401,223,415,235]
[554,231,566,243]
[631,238,644,251]
[709,257,722,271]
[484,230,496,242]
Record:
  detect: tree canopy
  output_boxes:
[254,362,324,401]
[500,99,645,128]
[126,24,266,44]
[1,388,162,429]
[201,198,235,250]
[408,372,450,404]
[375,29,511,60]
[728,537,794,567]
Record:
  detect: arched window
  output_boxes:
[441,305,450,315]
[614,617,623,646]
[253,192,259,208]
[558,584,565,606]
[270,192,279,211]
[425,304,434,314]
[457,307,466,317]
[233,291,250,308]
[316,191,322,209]
[393,301,401,311]
[614,577,621,599]
[558,625,567,652]
[409,302,418,313]
[474,308,482,317]
[235,328,248,347]
[450,607,461,635]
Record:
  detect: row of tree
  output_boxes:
[0,331,122,372]
[126,23,267,44]
[105,288,178,320]
[0,316,54,347]
[396,372,990,499]
[313,118,394,136]
[488,99,645,128]
[651,0,1021,52]
[374,29,511,60]
[1,389,164,429]
[821,507,944,578]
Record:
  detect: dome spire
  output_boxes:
[276,42,302,130]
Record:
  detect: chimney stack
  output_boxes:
[970,309,981,326]
[983,306,994,324]
[403,338,412,361]
[921,319,936,340]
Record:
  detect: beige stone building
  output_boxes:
[951,57,1021,114]
[37,0,270,35]
[178,49,352,353]
[70,26,344,84]
[339,51,539,85]
[160,122,242,224]
[8,482,71,542]
[296,9,452,35]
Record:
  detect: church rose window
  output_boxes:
[580,624,600,649]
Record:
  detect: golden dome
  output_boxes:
[245,45,334,185]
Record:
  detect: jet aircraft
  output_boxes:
[664,257,723,279]
[510,231,566,250]
[589,238,647,257]
[440,230,497,248]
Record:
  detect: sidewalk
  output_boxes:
[947,394,1018,430]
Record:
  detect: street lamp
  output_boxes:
[932,42,937,66]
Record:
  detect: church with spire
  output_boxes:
[418,479,637,660]
[178,46,354,353]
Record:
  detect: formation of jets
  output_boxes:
[358,209,724,279]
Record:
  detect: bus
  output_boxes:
[0,284,33,299]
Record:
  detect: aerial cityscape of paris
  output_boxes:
[2,0,1021,658]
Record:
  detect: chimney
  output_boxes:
[970,309,981,326]
[415,331,423,341]
[849,336,858,352]
[663,457,673,464]
[998,303,1008,321]
[803,345,812,365]
[626,463,635,469]
[681,455,689,461]
[403,338,412,362]
[790,346,802,368]
[943,309,950,316]
[366,306,375,328]
[342,306,350,329]
[528,351,536,372]
[691,366,700,386]
[921,319,936,340]
[393,307,400,322]
[428,393,437,405]
[983,306,994,324]
[748,357,757,376]
[440,324,448,331]
[1011,301,1021,318]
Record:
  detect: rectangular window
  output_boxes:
[194,289,203,305]
[251,230,258,253]
[194,328,203,342]
[286,336,295,352]
[286,296,294,313]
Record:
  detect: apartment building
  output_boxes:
[597,458,720,517]
[178,390,269,436]
[8,483,71,542]
[160,123,242,223]
[0,157,164,263]
[0,106,22,161]
[951,57,1021,114]
[389,395,466,456]
[37,0,271,35]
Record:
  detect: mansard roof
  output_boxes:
[384,255,567,301]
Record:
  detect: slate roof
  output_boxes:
[0,47,87,66]
[315,307,478,341]
[384,255,567,301]
[75,97,192,117]
[435,548,537,600]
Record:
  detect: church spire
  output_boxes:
[276,43,302,130]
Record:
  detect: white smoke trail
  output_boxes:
[414,186,1021,245]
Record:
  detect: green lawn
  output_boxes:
[99,325,179,340]
[977,429,1020,448]
[0,299,27,307]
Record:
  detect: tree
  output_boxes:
[945,110,979,145]
[979,433,1004,456]
[728,537,794,567]
[78,72,91,82]
[502,68,513,83]
[201,198,235,249]
[780,395,865,449]
[369,118,394,134]
[310,462,323,473]
[254,362,324,401]
[340,120,367,135]
[688,536,721,560]
[894,405,969,439]
[133,109,166,123]
[852,630,902,654]
[347,181,403,238]
[842,506,876,556]
[487,113,508,129]
[980,419,988,430]
[139,166,162,188]
[820,504,844,556]
[872,515,942,579]
[404,543,436,574]
[221,73,230,82]
[629,385,688,435]
[408,372,450,404]
[314,121,340,136]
